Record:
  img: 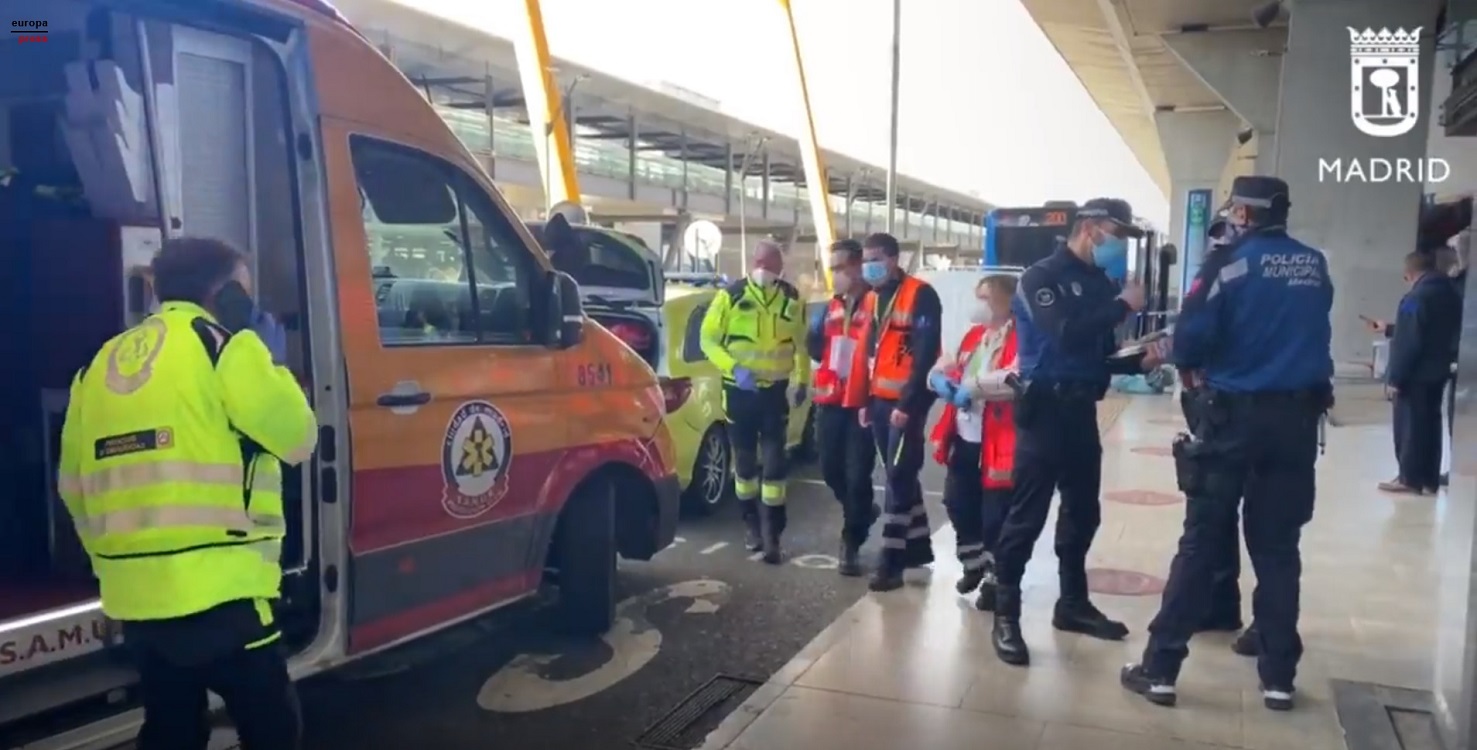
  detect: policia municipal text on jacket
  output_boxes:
[58,237,318,750]
[1122,176,1334,713]
[857,232,944,592]
[699,240,810,564]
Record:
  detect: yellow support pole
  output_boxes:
[512,0,582,209]
[777,0,837,292]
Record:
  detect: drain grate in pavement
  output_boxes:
[633,674,764,750]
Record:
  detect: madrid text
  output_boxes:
[1318,157,1450,184]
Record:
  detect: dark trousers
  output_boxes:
[1184,388,1243,626]
[1393,381,1446,489]
[127,600,301,750]
[942,435,1007,571]
[994,393,1102,607]
[1142,394,1319,689]
[816,403,878,546]
[727,382,792,532]
[869,398,932,571]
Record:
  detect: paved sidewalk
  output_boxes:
[700,393,1435,750]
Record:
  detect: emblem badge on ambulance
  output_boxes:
[441,400,515,519]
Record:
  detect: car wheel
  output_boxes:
[553,479,616,635]
[682,425,733,515]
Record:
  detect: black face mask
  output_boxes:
[213,281,256,333]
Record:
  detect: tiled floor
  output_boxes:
[701,389,1439,750]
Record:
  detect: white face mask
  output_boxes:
[969,303,992,324]
[750,268,778,287]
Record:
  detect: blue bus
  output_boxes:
[982,202,1078,268]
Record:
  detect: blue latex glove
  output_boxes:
[808,307,826,334]
[732,366,758,392]
[927,371,956,398]
[950,387,972,410]
[791,384,808,408]
[250,310,289,366]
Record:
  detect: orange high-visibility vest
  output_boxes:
[812,295,871,408]
[865,275,925,400]
[929,321,1018,489]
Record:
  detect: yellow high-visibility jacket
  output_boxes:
[58,301,317,623]
[699,278,810,388]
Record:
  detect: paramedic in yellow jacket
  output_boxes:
[57,237,317,750]
[699,239,810,564]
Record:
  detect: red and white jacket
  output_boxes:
[928,320,1019,489]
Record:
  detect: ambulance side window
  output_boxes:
[351,136,535,346]
[683,304,709,363]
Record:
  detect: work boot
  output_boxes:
[1052,598,1129,641]
[955,568,984,595]
[974,562,998,612]
[761,505,786,565]
[1231,627,1260,657]
[739,500,763,552]
[992,587,1029,666]
[838,540,863,577]
[869,551,904,591]
[1120,664,1177,707]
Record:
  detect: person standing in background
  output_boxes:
[1378,251,1462,495]
[699,240,811,563]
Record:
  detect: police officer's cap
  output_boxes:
[1224,175,1291,211]
[1076,198,1144,238]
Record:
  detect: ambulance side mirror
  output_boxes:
[546,270,584,349]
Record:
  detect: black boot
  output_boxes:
[991,586,1029,666]
[1232,626,1260,657]
[838,540,863,577]
[739,500,763,552]
[955,568,984,595]
[1120,664,1177,707]
[974,561,998,612]
[761,505,786,565]
[869,552,904,591]
[1053,598,1129,641]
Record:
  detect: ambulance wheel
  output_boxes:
[553,479,616,635]
[790,407,817,463]
[683,425,734,516]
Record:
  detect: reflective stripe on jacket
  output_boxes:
[812,296,871,407]
[866,275,923,399]
[57,302,317,621]
[699,278,811,386]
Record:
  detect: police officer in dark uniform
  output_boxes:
[1184,219,1256,647]
[1121,176,1333,712]
[991,198,1160,666]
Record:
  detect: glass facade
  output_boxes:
[435,106,982,242]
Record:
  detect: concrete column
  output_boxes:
[1161,28,1285,173]
[1155,108,1239,294]
[1274,0,1438,365]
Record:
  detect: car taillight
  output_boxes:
[659,376,692,413]
[608,322,653,352]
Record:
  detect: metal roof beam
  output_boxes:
[1094,0,1158,116]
